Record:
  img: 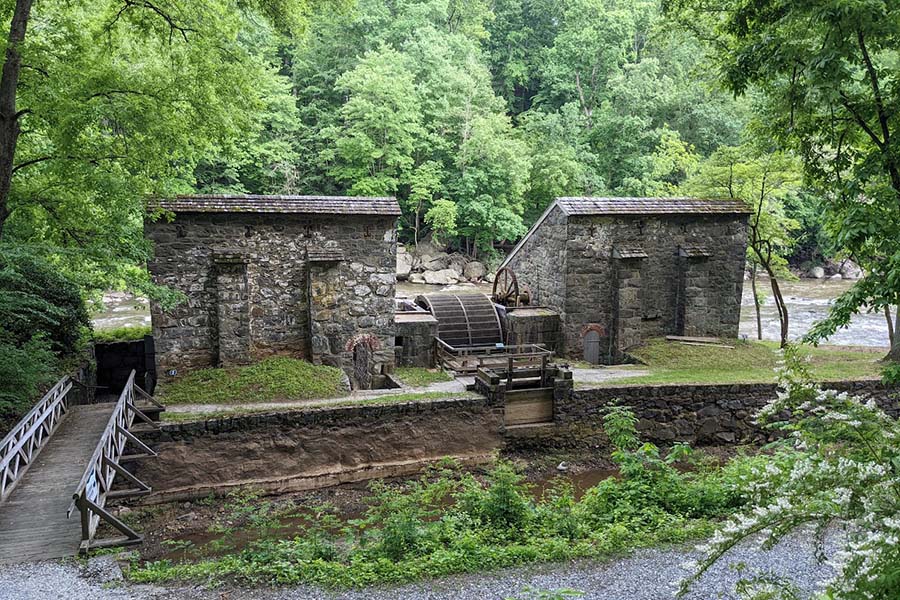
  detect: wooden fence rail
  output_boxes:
[0,376,73,503]
[67,370,159,553]
[435,338,553,374]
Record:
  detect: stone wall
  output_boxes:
[395,314,438,367]
[503,308,562,352]
[136,397,502,501]
[562,214,748,362]
[559,380,898,445]
[146,213,397,385]
[504,205,568,319]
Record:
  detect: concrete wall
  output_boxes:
[137,397,503,501]
[559,380,898,445]
[146,213,397,385]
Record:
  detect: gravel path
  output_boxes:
[0,527,837,600]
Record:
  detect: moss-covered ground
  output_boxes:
[157,357,346,405]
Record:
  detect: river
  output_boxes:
[91,278,891,349]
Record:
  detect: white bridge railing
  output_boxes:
[68,370,162,553]
[0,376,73,502]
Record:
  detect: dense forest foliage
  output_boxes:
[3,0,766,274]
[196,0,757,257]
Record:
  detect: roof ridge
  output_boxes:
[149,195,401,216]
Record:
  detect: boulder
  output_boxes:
[396,251,413,280]
[808,266,825,279]
[422,252,451,271]
[829,273,843,281]
[423,269,460,285]
[463,261,487,281]
[448,253,469,273]
[409,272,426,284]
[484,271,495,283]
[839,260,864,280]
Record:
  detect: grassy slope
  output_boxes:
[393,367,453,386]
[92,325,152,343]
[157,357,346,405]
[599,339,882,386]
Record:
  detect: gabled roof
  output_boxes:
[150,194,401,216]
[557,197,751,215]
[499,197,749,270]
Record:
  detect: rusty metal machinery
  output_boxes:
[492,266,530,307]
[415,293,503,348]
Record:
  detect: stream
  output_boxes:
[91,279,890,349]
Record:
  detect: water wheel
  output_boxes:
[492,267,520,307]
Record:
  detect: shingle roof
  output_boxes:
[151,194,401,216]
[557,197,751,215]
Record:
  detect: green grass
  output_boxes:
[157,357,346,405]
[161,391,478,422]
[393,367,453,387]
[598,338,882,386]
[93,325,151,343]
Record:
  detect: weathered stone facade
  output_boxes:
[146,195,400,388]
[501,198,750,363]
[395,311,438,367]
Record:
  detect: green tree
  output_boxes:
[684,145,801,346]
[666,0,900,360]
[320,46,422,196]
[0,0,333,297]
[424,198,457,245]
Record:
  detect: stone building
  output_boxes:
[499,197,750,364]
[146,195,400,389]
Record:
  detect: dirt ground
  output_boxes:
[112,443,748,565]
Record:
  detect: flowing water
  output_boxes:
[739,278,889,348]
[92,279,890,348]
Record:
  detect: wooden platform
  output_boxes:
[0,403,115,563]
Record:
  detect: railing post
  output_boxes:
[77,495,90,544]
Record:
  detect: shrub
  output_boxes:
[680,345,900,599]
[0,247,90,355]
[0,333,57,435]
[94,325,151,343]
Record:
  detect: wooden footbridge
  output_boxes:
[0,371,163,563]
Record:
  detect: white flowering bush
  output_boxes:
[679,345,900,599]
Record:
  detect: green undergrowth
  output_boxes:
[157,357,346,405]
[128,407,791,589]
[93,325,151,343]
[161,391,478,422]
[393,367,453,387]
[599,338,880,386]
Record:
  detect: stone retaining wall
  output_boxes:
[560,380,898,445]
[136,397,502,501]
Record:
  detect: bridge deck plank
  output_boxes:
[0,404,115,564]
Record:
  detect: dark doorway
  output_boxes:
[353,343,373,390]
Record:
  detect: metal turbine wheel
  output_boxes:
[492,266,520,307]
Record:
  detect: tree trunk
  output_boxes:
[887,307,900,363]
[750,264,763,340]
[0,0,34,239]
[766,270,789,348]
[885,306,895,348]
